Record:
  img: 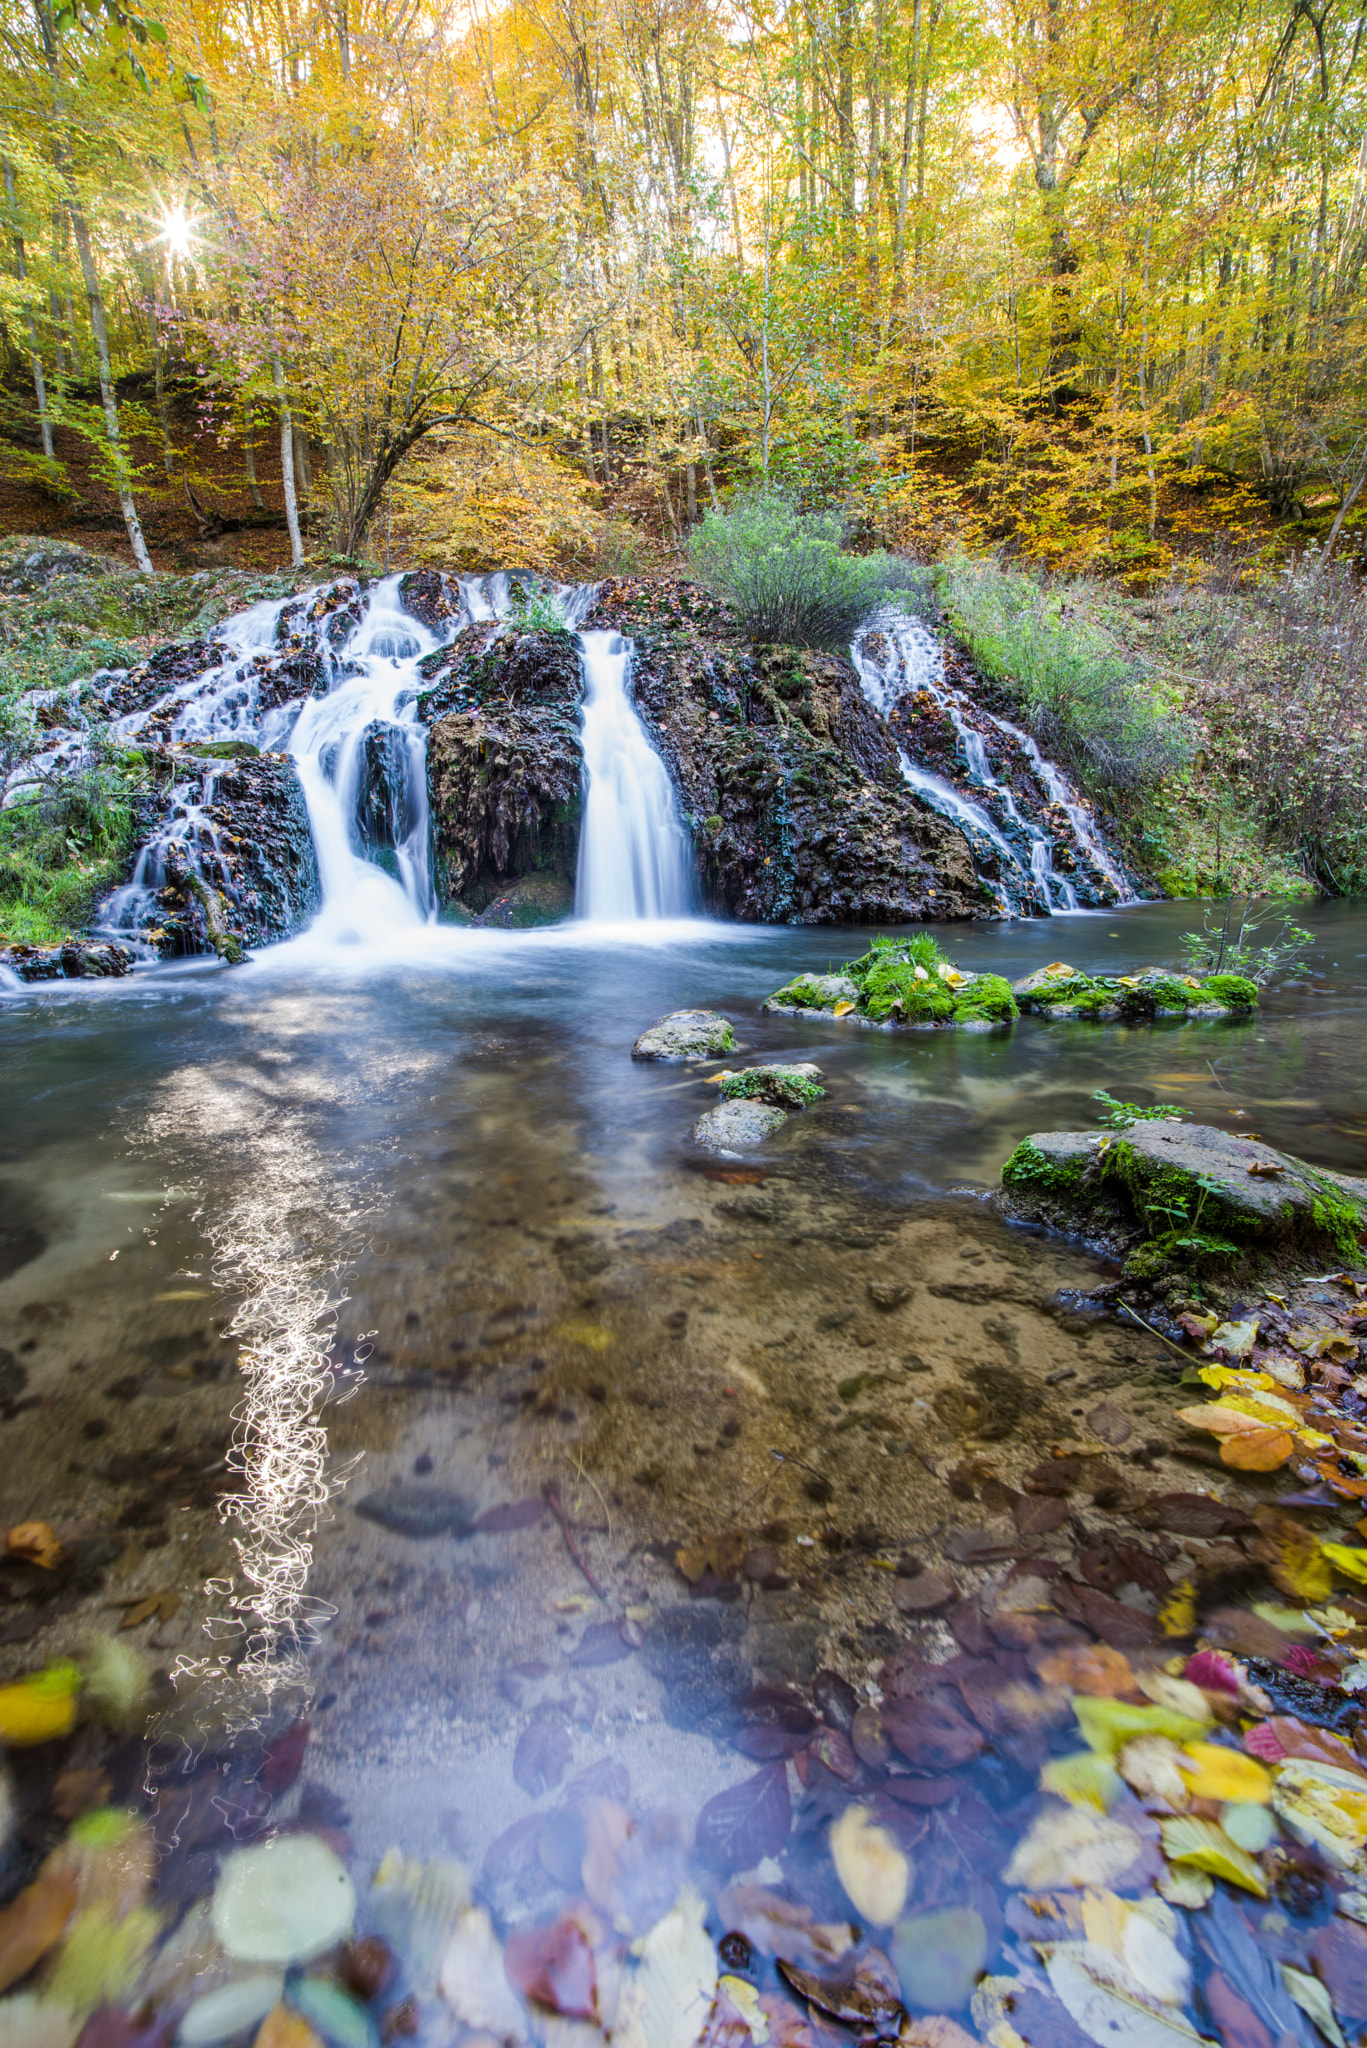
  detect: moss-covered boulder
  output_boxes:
[717,1063,825,1109]
[691,1098,788,1152]
[764,934,1018,1031]
[1012,963,1257,1021]
[998,1121,1367,1280]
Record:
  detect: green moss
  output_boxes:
[847,932,948,979]
[767,975,828,1009]
[953,973,1019,1025]
[1001,1138,1086,1195]
[1203,973,1258,1009]
[860,952,956,1022]
[1309,1186,1365,1261]
[720,1065,825,1108]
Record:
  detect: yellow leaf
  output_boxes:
[1044,963,1074,977]
[1039,1753,1124,1811]
[1272,1759,1367,1869]
[1178,1743,1272,1804]
[1158,1579,1197,1636]
[1073,1697,1208,1757]
[1159,1816,1268,1895]
[1322,1542,1367,1585]
[832,1001,856,1017]
[5,1522,63,1571]
[555,1321,612,1350]
[0,1661,81,1746]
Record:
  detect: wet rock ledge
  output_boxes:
[997,1119,1367,1283]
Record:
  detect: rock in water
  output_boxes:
[633,1010,735,1060]
[211,1834,355,1963]
[691,1099,788,1152]
[0,942,134,982]
[354,1485,476,1539]
[997,1121,1367,1278]
[718,1063,824,1109]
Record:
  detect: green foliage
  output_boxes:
[506,587,573,639]
[1177,898,1313,986]
[1000,1138,1087,1195]
[689,489,924,649]
[859,950,957,1022]
[938,553,1192,794]
[0,754,137,945]
[1093,1088,1188,1130]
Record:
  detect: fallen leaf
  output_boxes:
[695,1766,791,1871]
[476,1499,547,1533]
[1254,1511,1335,1603]
[1003,1806,1146,1890]
[892,1569,958,1615]
[1157,1580,1197,1636]
[832,1002,856,1017]
[439,1907,528,2038]
[1043,1943,1206,2048]
[1073,1697,1209,1757]
[1117,1735,1189,1809]
[1322,1541,1367,1585]
[1220,1428,1295,1472]
[1013,1495,1070,1538]
[1290,1326,1359,1359]
[1034,1644,1136,1698]
[1177,1743,1272,1804]
[1271,1758,1367,1869]
[828,1807,908,1927]
[514,1720,573,1797]
[1158,1816,1268,1895]
[881,1694,985,1771]
[614,1894,718,2048]
[112,1591,179,1630]
[1040,1753,1124,1811]
[5,1522,63,1570]
[891,1909,987,2014]
[1210,1321,1260,1357]
[0,1869,78,1996]
[1246,1163,1284,1178]
[1281,1966,1347,2048]
[1313,1918,1367,2022]
[0,1661,81,1746]
[1085,1402,1132,1447]
[504,1914,599,2021]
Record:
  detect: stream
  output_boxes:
[5,580,1367,2046]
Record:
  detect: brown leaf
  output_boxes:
[1052,1579,1158,1649]
[851,1705,891,1768]
[881,1694,985,1771]
[0,1867,78,1995]
[1140,1492,1258,1537]
[807,1727,856,1780]
[893,1568,958,1614]
[1012,1495,1069,1538]
[1085,1401,1132,1446]
[695,1764,792,1871]
[775,1961,902,2033]
[504,1913,598,2020]
[514,1718,573,1796]
[676,1530,747,1585]
[1023,1457,1084,1496]
[476,1498,547,1533]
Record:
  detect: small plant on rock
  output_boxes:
[1178,899,1313,986]
[506,588,573,640]
[1092,1089,1188,1130]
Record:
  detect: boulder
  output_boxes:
[1011,964,1257,1020]
[998,1120,1367,1279]
[691,1099,788,1152]
[632,1010,735,1061]
[717,1063,825,1109]
[763,974,859,1015]
[0,941,135,983]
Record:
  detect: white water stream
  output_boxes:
[574,630,693,921]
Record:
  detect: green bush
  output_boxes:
[689,489,926,648]
[938,553,1192,793]
[0,755,137,945]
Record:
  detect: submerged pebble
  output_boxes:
[354,1486,475,1540]
[178,1976,285,2046]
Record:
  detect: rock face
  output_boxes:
[998,1121,1367,1279]
[583,583,987,923]
[125,749,321,963]
[0,941,135,983]
[1012,964,1258,1020]
[632,1011,735,1061]
[691,1099,789,1152]
[421,624,584,922]
[411,579,989,927]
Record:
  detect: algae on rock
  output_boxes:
[1012,963,1257,1021]
[765,934,1018,1031]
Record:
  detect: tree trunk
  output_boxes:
[67,196,154,573]
[2,160,55,466]
[271,351,304,567]
[242,397,265,509]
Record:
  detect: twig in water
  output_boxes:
[1118,1299,1195,1364]
[543,1479,607,1599]
[569,1447,613,1541]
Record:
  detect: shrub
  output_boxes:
[1177,899,1312,985]
[688,489,926,649]
[938,553,1192,793]
[506,587,573,639]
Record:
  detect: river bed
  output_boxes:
[3,896,1367,2036]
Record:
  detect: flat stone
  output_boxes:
[762,973,859,1015]
[691,1099,788,1152]
[354,1484,476,1538]
[633,1009,735,1060]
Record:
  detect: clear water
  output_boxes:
[575,631,694,921]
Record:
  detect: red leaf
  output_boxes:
[514,1719,573,1798]
[504,1916,597,2020]
[258,1720,310,1795]
[477,1498,546,1533]
[695,1764,792,1871]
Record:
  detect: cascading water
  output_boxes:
[852,610,1134,916]
[574,630,693,921]
[93,571,696,952]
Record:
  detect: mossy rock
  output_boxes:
[997,1121,1367,1280]
[1012,965,1257,1021]
[718,1062,825,1109]
[763,935,1018,1032]
[632,1009,735,1061]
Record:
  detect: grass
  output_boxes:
[689,488,928,649]
[0,760,140,947]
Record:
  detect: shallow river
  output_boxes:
[3,897,1367,2022]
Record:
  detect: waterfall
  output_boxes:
[93,573,697,952]
[574,629,694,921]
[852,610,1134,917]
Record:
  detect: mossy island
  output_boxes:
[765,934,1019,1031]
[1012,961,1258,1020]
[763,936,1260,1035]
